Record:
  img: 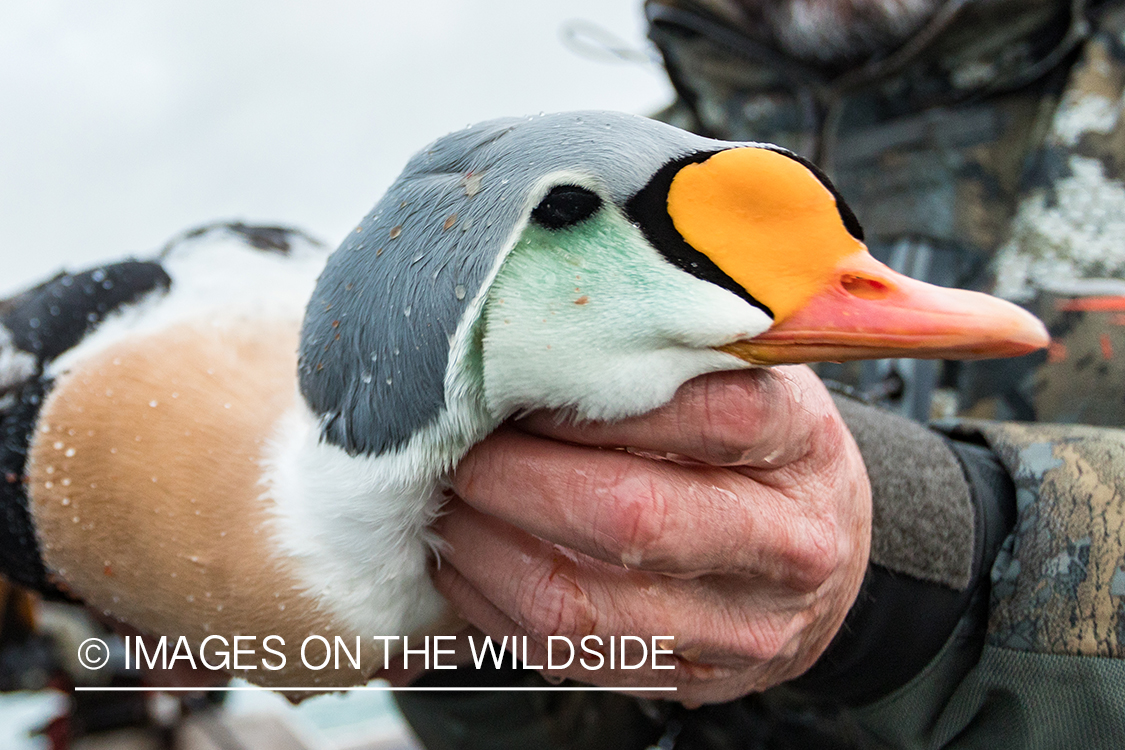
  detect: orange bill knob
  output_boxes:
[667,146,867,323]
[666,147,1048,364]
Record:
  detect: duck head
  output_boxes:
[298,112,1047,458]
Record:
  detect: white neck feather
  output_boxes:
[260,400,487,637]
[261,262,499,637]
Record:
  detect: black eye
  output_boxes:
[531,185,602,229]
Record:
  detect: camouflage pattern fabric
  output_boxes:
[647,0,1125,427]
[972,421,1125,657]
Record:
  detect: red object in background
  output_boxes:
[1055,296,1125,312]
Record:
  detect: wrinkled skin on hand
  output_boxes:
[402,366,871,705]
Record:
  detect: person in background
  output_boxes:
[395,1,1125,748]
[648,0,1125,425]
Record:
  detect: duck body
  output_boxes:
[1,112,1048,688]
[8,230,405,686]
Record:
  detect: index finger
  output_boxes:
[516,366,824,468]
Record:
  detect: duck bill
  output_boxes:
[721,252,1050,365]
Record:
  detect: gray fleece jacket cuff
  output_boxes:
[833,395,975,590]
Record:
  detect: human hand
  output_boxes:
[431,365,871,705]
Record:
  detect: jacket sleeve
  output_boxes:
[838,415,1125,749]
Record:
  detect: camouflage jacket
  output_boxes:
[648,0,1125,427]
[823,416,1125,749]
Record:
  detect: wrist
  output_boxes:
[789,398,1016,704]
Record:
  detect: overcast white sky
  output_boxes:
[0,0,672,296]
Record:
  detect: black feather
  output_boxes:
[0,260,170,596]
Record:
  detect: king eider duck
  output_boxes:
[0,111,1047,688]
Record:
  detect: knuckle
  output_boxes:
[594,473,670,567]
[715,617,791,664]
[803,394,854,473]
[516,557,598,641]
[689,374,765,464]
[450,438,499,499]
[782,516,839,592]
[698,368,823,467]
[815,412,848,460]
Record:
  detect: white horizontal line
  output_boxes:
[74,685,677,692]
